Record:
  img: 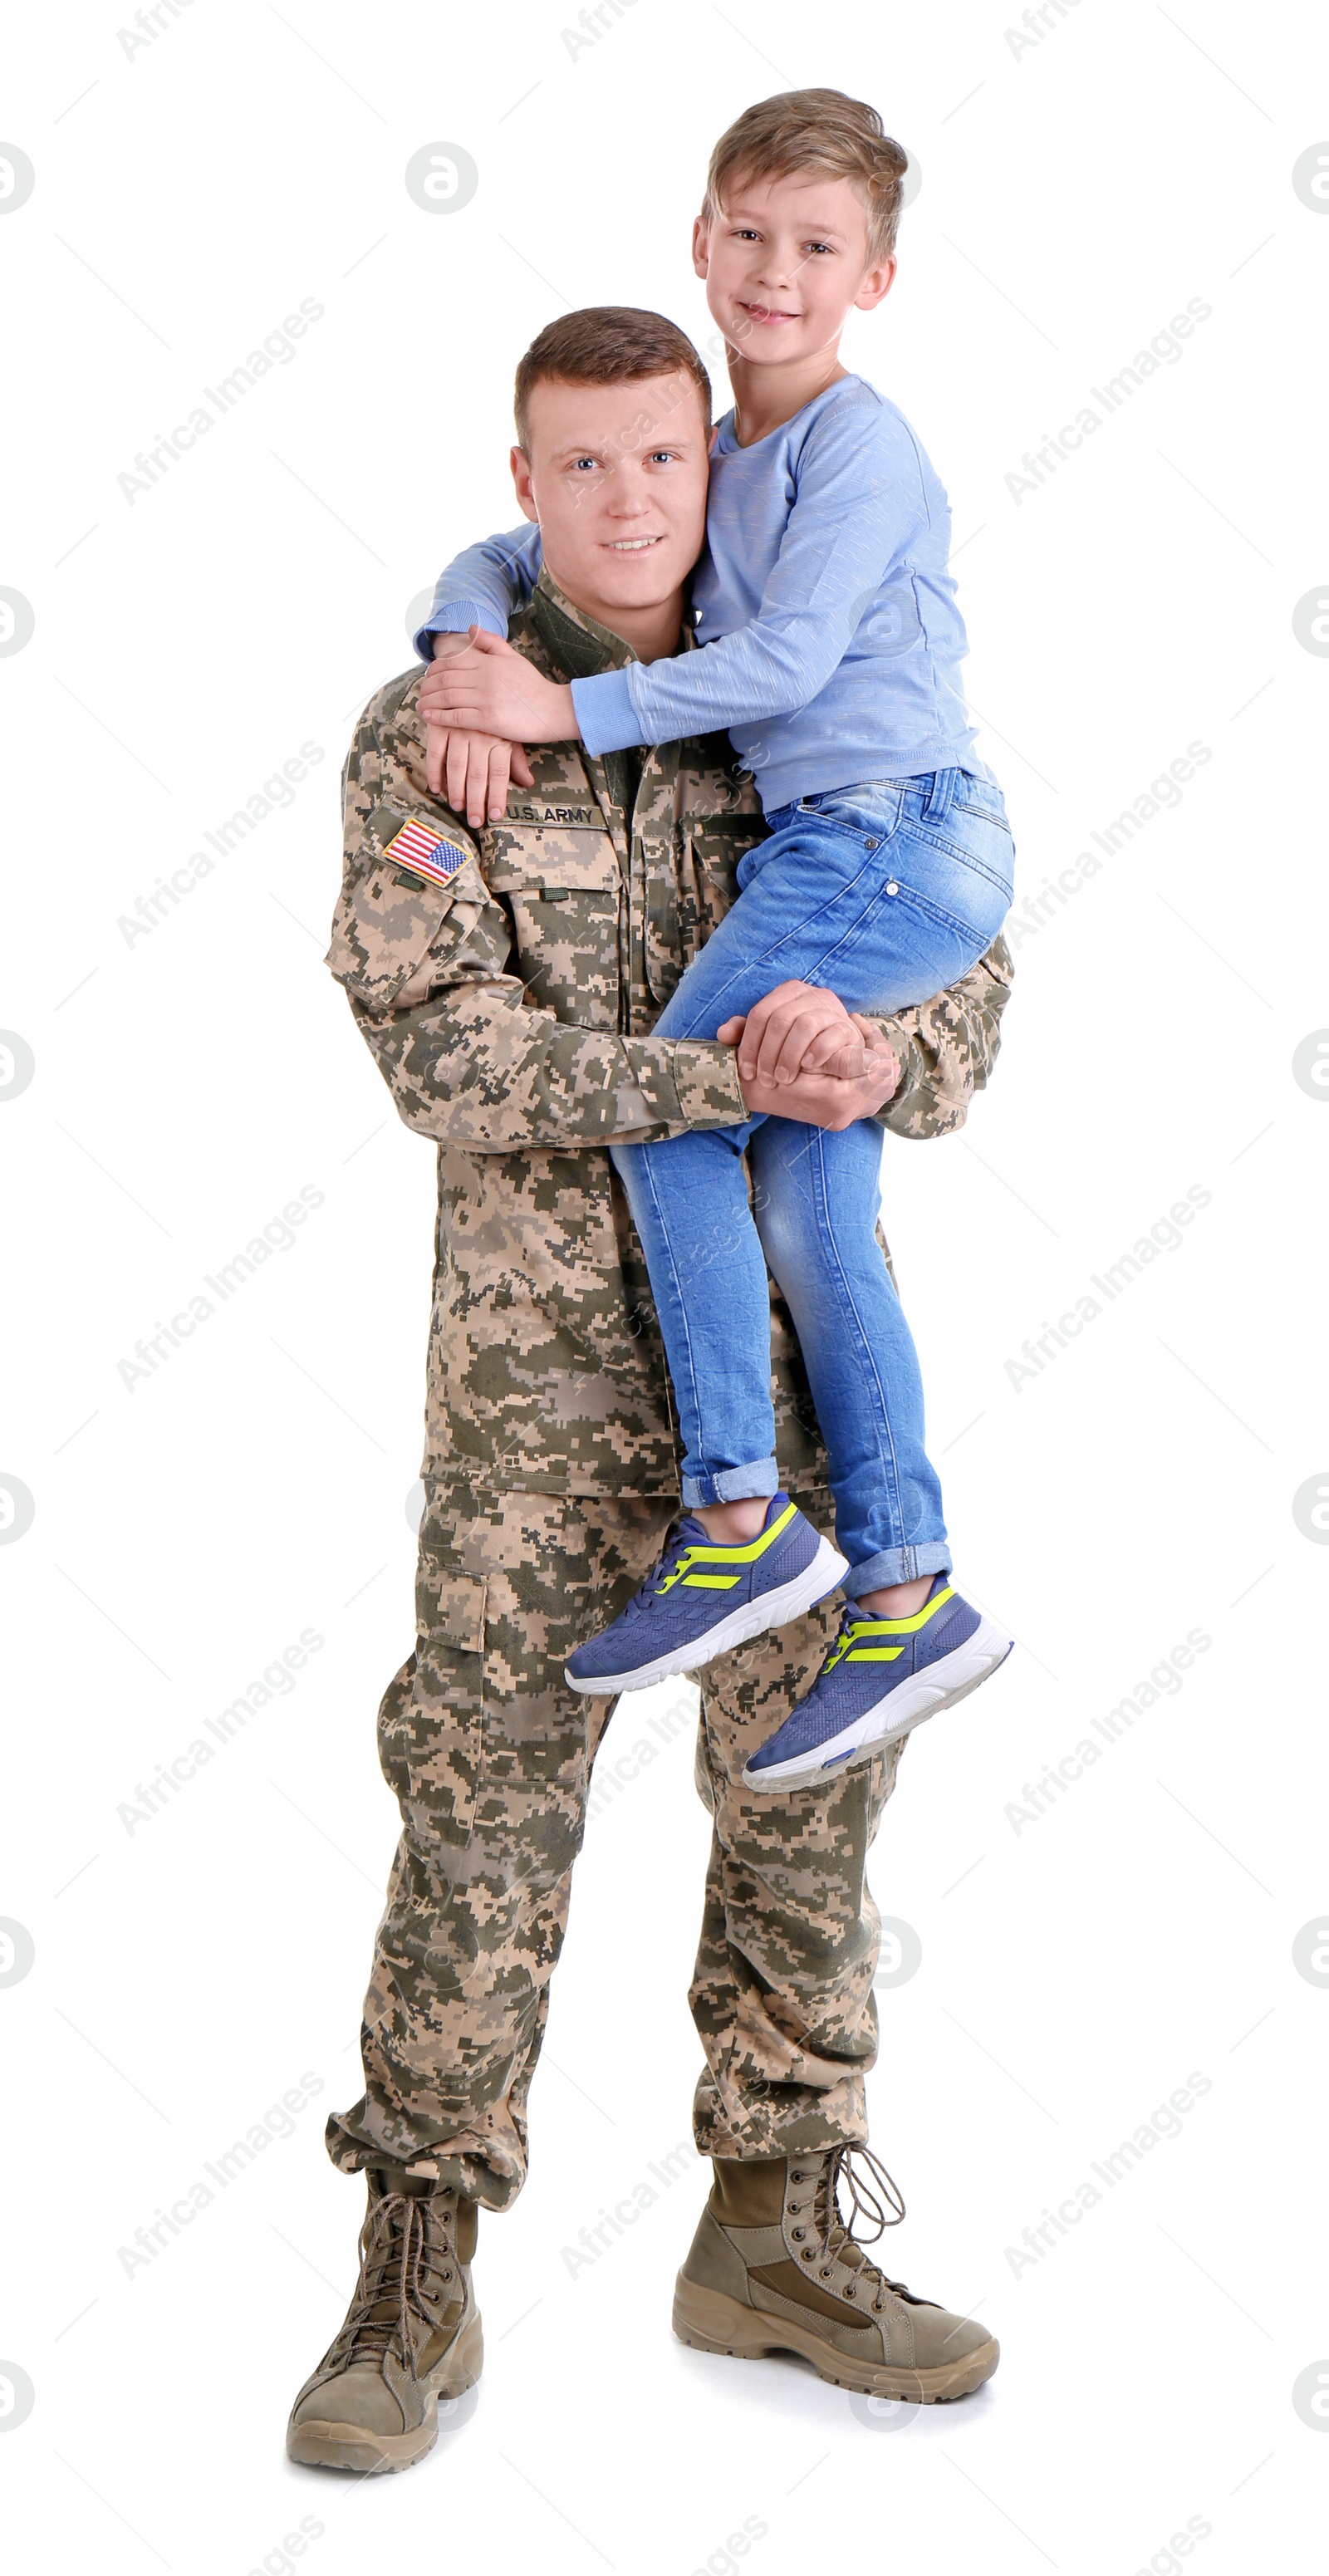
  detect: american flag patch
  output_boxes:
[383,816,469,888]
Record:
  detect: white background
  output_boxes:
[2,2,1327,2570]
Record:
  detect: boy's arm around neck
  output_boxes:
[412,523,543,661]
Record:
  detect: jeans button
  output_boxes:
[886,881,899,895]
[865,837,879,851]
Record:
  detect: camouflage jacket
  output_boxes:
[327,572,1013,1496]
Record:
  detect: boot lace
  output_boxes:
[330,2188,459,2385]
[792,2146,908,2318]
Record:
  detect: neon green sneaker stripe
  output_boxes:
[821,1587,953,1666]
[682,1573,740,1589]
[846,1586,954,1637]
[658,1501,801,1592]
[675,1500,798,1569]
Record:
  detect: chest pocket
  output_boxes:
[482,825,622,1030]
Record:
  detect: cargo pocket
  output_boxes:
[425,1568,488,1655]
[483,827,621,1027]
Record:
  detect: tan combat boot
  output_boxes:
[673,2147,998,2402]
[287,2166,483,2472]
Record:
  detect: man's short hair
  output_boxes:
[703,88,909,263]
[513,307,712,453]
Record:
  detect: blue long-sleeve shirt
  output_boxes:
[415,374,986,815]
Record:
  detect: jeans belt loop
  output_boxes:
[923,768,956,822]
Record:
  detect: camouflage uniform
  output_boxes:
[323,572,1013,2212]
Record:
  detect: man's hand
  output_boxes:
[424,725,536,823]
[721,981,873,1086]
[718,984,901,1130]
[735,1029,902,1129]
[419,625,578,744]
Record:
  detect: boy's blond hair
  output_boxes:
[702,89,909,264]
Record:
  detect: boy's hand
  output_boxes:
[799,1018,878,1081]
[424,724,535,825]
[420,626,578,744]
[720,981,869,1087]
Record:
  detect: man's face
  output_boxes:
[512,372,711,625]
[694,170,895,365]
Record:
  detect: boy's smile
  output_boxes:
[694,169,896,443]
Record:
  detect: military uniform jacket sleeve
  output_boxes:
[875,935,1014,1141]
[326,671,748,1149]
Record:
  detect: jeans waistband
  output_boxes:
[920,768,959,822]
[788,768,972,833]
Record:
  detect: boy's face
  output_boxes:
[694,170,895,365]
[512,372,711,624]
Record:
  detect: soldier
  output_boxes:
[287,307,1013,2474]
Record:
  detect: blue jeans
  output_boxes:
[611,770,1014,1593]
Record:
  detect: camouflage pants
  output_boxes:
[326,1477,906,2210]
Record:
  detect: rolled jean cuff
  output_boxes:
[846,1541,953,1597]
[680,1459,780,1509]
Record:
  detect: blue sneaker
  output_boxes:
[742,1574,1012,1790]
[565,1495,847,1695]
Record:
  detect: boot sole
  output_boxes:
[672,2272,998,2402]
[742,1620,1013,1792]
[566,1538,849,1695]
[286,2309,483,2473]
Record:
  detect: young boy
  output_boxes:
[419,88,1015,1791]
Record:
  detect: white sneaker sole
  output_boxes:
[565,1536,850,1695]
[741,1614,1013,1792]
